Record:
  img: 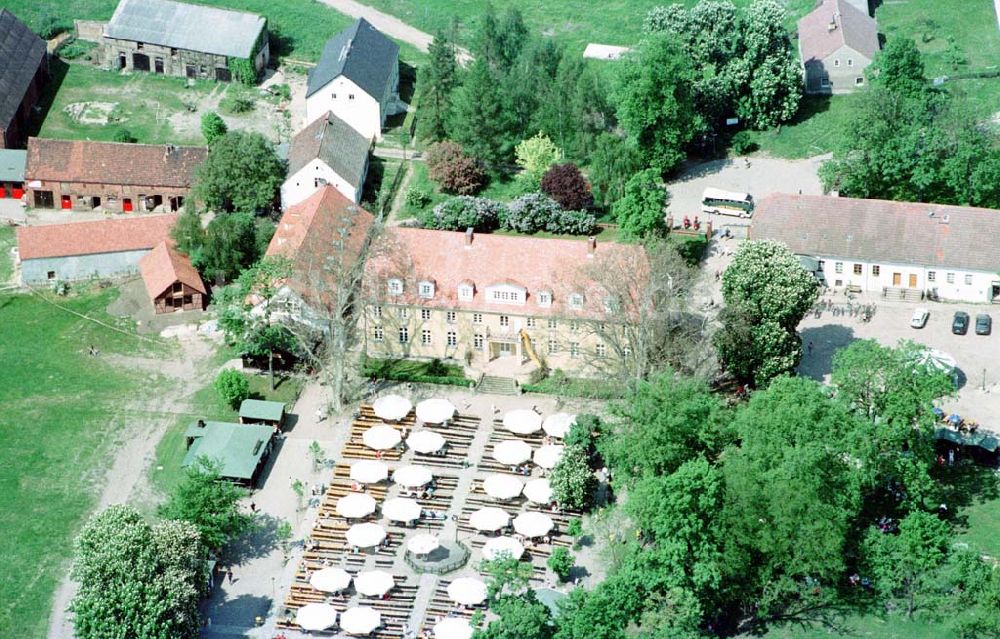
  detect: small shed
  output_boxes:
[183,420,274,485]
[139,240,207,313]
[239,399,286,428]
[0,148,26,198]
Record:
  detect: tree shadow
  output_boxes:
[935,461,1000,531]
[27,57,70,138]
[798,324,858,381]
[267,24,296,59]
[223,512,286,565]
[201,592,274,628]
[361,156,387,206]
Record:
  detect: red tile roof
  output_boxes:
[139,240,206,299]
[267,185,375,303]
[797,0,878,63]
[16,214,178,260]
[364,228,648,319]
[25,138,207,188]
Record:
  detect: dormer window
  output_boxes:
[569,293,585,309]
[486,283,527,305]
[458,283,474,301]
[537,290,552,307]
[418,280,435,299]
[603,295,620,314]
[387,278,403,296]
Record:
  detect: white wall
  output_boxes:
[281,158,362,208]
[306,76,383,140]
[812,256,996,303]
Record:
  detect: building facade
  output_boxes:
[139,241,207,313]
[102,0,268,81]
[281,112,370,207]
[362,228,648,379]
[16,214,177,283]
[750,194,1000,304]
[25,138,206,212]
[305,18,400,140]
[797,0,878,94]
[0,10,47,149]
[0,149,26,199]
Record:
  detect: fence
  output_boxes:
[402,541,470,575]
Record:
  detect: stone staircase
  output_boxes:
[477,375,518,396]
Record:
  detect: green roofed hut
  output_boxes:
[239,399,286,428]
[184,420,274,485]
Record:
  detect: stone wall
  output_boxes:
[74,20,105,42]
[102,37,232,81]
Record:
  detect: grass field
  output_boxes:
[752,93,861,159]
[0,289,169,639]
[0,226,14,285]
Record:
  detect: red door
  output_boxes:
[123,198,133,212]
[0,186,6,198]
[12,187,22,199]
[60,195,72,210]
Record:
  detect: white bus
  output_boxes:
[701,188,754,218]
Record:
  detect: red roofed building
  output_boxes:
[16,213,177,283]
[362,227,648,377]
[25,137,206,212]
[797,0,879,94]
[139,241,207,313]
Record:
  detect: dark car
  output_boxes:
[976,314,992,335]
[952,311,970,335]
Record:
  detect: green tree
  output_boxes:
[195,211,272,283]
[869,37,926,97]
[449,59,516,168]
[158,457,253,551]
[547,547,574,582]
[170,205,206,262]
[214,369,250,409]
[613,168,667,241]
[200,111,228,145]
[113,128,136,143]
[730,0,801,129]
[549,444,597,511]
[474,4,529,70]
[417,31,459,142]
[514,132,563,188]
[614,36,699,173]
[480,557,534,600]
[476,590,553,639]
[192,131,284,213]
[534,55,614,160]
[588,133,643,206]
[70,505,203,639]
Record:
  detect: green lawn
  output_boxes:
[760,613,960,639]
[751,93,861,159]
[0,226,14,285]
[0,289,170,639]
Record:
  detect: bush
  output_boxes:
[58,38,96,60]
[565,414,601,451]
[547,209,597,235]
[426,141,488,195]
[426,358,448,377]
[404,186,432,208]
[200,112,228,145]
[220,87,255,115]
[541,163,594,211]
[503,193,561,234]
[271,83,292,101]
[422,196,506,231]
[566,518,583,537]
[547,547,574,581]
[214,369,250,409]
[113,129,136,143]
[730,130,758,155]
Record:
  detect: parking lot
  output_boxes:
[798,292,1000,430]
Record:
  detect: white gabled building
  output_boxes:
[305,18,400,141]
[281,111,371,208]
[750,194,1000,304]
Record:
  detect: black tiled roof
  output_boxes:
[307,18,398,100]
[0,10,46,131]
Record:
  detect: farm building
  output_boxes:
[138,240,207,313]
[16,213,177,284]
[239,399,285,428]
[281,110,371,207]
[750,194,1000,303]
[0,10,47,149]
[797,0,879,94]
[306,18,400,140]
[102,0,269,81]
[24,137,206,212]
[183,420,274,485]
[0,148,26,199]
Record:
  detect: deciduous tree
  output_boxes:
[158,457,253,551]
[550,444,597,511]
[425,141,488,195]
[200,111,228,145]
[514,132,563,187]
[214,369,250,409]
[588,133,643,206]
[613,168,667,240]
[541,162,594,211]
[192,131,285,213]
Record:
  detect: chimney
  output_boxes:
[587,236,596,258]
[828,14,838,31]
[163,144,175,160]
[465,227,474,247]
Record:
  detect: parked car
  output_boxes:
[976,314,992,335]
[910,308,930,329]
[952,311,970,335]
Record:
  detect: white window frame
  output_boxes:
[387,278,403,296]
[373,305,382,319]
[499,315,510,327]
[458,283,474,301]
[596,343,607,358]
[547,339,558,355]
[569,293,584,309]
[447,331,457,347]
[964,274,973,285]
[421,329,432,345]
[473,313,483,324]
[473,334,484,349]
[570,342,580,358]
[526,317,536,328]
[418,280,435,299]
[398,327,409,343]
[547,319,557,330]
[537,290,552,307]
[373,326,384,342]
[947,272,955,284]
[835,262,843,274]
[420,308,431,321]
[446,311,456,324]
[928,271,936,282]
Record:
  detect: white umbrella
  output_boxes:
[296,603,338,631]
[346,522,386,548]
[363,424,402,450]
[393,465,433,487]
[309,567,351,593]
[354,570,395,597]
[523,478,553,504]
[408,430,446,454]
[483,474,523,500]
[482,536,524,560]
[502,409,542,435]
[435,616,474,639]
[336,493,377,519]
[382,497,421,522]
[350,460,389,484]
[407,533,440,555]
[543,413,576,438]
[447,577,488,606]
[533,444,565,470]
[340,606,381,635]
[492,440,532,465]
[416,398,456,424]
[373,394,412,421]
[513,512,554,538]
[469,507,510,532]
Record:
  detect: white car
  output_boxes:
[910,308,930,329]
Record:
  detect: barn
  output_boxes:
[138,240,207,313]
[16,214,177,284]
[0,149,26,199]
[0,10,47,149]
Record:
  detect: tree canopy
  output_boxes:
[158,457,254,551]
[192,131,285,213]
[613,168,668,240]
